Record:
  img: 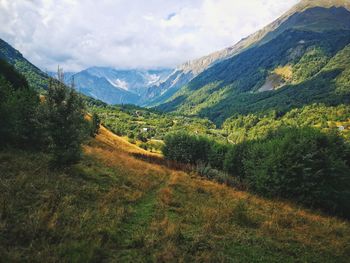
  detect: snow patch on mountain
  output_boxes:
[107,78,129,90]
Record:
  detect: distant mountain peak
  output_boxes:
[297,0,350,9]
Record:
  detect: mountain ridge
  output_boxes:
[144,0,350,107]
[0,38,48,91]
[155,2,350,124]
[71,67,172,105]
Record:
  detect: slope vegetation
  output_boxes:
[1,125,350,262]
[0,39,48,91]
[157,5,350,125]
[145,0,350,107]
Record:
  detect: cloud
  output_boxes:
[0,0,299,71]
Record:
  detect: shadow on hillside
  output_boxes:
[131,152,193,173]
[199,68,350,125]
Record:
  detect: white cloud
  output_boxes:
[0,0,299,71]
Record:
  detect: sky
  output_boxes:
[0,0,299,72]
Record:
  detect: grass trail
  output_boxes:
[1,126,350,262]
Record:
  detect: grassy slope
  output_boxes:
[1,127,350,262]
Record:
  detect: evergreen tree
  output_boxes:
[90,113,100,137]
[43,68,88,166]
[0,60,40,148]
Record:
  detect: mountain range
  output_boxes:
[145,0,350,106]
[49,67,172,105]
[1,0,350,124]
[153,0,350,124]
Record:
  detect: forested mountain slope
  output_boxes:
[0,39,48,91]
[156,3,350,124]
[144,0,350,107]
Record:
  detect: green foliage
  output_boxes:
[88,103,222,143]
[41,71,89,167]
[162,126,350,218]
[162,132,211,165]
[242,127,350,217]
[14,60,48,91]
[208,143,229,170]
[90,113,100,138]
[157,29,350,125]
[292,47,329,82]
[0,61,40,148]
[223,142,251,180]
[223,104,350,143]
[0,61,90,167]
[0,59,28,88]
[0,39,48,91]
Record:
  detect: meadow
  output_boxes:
[1,124,349,262]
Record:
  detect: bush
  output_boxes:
[223,141,253,180]
[162,132,211,165]
[139,143,148,150]
[243,127,350,217]
[208,143,229,170]
[161,125,350,218]
[90,113,100,137]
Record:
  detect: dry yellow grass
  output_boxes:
[81,124,350,261]
[3,123,348,261]
[97,124,161,157]
[274,65,293,80]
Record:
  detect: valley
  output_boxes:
[1,0,350,262]
[1,121,350,262]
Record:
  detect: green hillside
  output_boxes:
[157,7,350,125]
[0,39,49,91]
[1,1,350,261]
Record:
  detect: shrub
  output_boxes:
[162,132,211,165]
[223,142,251,180]
[139,143,148,150]
[208,143,229,170]
[90,113,100,137]
[243,127,350,217]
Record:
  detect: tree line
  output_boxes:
[162,128,350,218]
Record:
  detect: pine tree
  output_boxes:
[43,68,88,166]
[0,60,40,148]
[90,113,100,137]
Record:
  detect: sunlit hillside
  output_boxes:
[1,1,350,262]
[1,125,349,262]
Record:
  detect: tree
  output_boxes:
[0,60,40,148]
[90,113,100,137]
[208,143,229,170]
[43,68,88,166]
[243,127,350,217]
[162,132,211,165]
